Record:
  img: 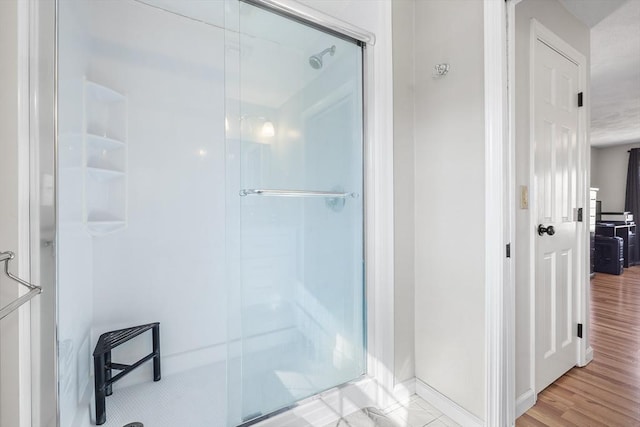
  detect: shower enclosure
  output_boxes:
[54,0,366,425]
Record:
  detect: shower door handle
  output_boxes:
[0,251,42,320]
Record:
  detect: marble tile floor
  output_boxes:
[70,360,457,427]
[324,395,460,427]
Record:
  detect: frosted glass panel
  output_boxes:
[56,0,362,425]
[57,1,228,425]
[226,2,365,425]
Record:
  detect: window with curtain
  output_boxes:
[625,148,640,224]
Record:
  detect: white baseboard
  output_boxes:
[515,388,536,418]
[393,377,416,403]
[415,379,483,427]
[583,346,594,366]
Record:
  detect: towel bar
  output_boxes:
[0,251,42,320]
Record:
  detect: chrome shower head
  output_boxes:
[309,45,336,70]
[309,55,323,70]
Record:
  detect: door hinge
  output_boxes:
[578,92,584,107]
[577,207,583,222]
[506,243,511,258]
[577,323,583,338]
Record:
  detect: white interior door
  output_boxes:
[534,37,580,394]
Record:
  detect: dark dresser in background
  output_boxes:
[596,222,637,268]
[594,235,624,275]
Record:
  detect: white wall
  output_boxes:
[392,0,416,386]
[591,142,640,212]
[0,1,22,425]
[514,0,590,406]
[413,0,486,420]
[591,146,601,187]
[56,3,228,423]
[88,0,227,376]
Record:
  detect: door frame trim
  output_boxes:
[483,0,513,426]
[17,0,32,425]
[0,0,32,425]
[528,18,591,400]
[361,0,397,408]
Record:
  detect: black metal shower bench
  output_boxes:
[93,322,161,425]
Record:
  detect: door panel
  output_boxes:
[225,2,365,425]
[534,38,580,393]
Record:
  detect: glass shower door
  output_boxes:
[225,1,365,424]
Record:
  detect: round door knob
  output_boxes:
[538,224,555,236]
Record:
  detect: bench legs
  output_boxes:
[152,324,161,382]
[105,351,113,396]
[93,354,107,425]
[93,323,161,425]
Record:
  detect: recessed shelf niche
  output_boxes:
[83,79,128,235]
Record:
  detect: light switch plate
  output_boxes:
[520,185,529,209]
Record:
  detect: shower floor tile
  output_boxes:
[75,346,343,427]
[83,363,227,427]
[71,357,453,427]
[384,396,461,427]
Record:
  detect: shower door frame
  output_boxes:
[226,0,380,423]
[27,0,398,425]
[26,0,57,426]
[228,0,400,421]
[284,0,398,405]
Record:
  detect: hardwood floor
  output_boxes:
[517,266,640,427]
